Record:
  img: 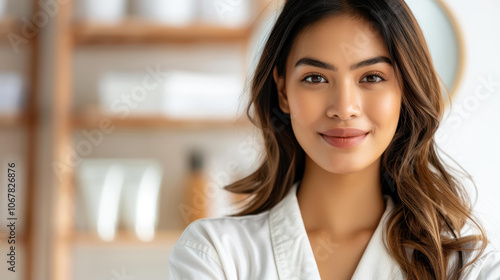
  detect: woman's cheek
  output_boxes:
[366,89,401,120]
[289,90,319,124]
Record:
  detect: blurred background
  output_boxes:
[0,0,498,279]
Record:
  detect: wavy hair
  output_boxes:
[224,0,488,279]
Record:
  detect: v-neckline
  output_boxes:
[269,180,403,279]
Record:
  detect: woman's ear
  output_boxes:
[273,66,290,114]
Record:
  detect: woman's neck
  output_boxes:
[296,155,386,239]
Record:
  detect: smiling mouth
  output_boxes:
[319,132,369,149]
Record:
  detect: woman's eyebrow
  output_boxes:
[294,56,393,71]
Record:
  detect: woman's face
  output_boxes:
[273,14,403,174]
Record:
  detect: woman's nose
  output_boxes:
[325,80,362,121]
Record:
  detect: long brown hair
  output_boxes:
[224,0,488,279]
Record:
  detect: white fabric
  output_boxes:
[168,180,500,279]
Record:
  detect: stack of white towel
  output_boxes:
[98,70,246,120]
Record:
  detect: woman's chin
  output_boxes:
[322,164,367,175]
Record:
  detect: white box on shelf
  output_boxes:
[161,70,245,119]
[75,0,127,22]
[199,0,252,27]
[0,73,25,114]
[98,72,166,116]
[132,0,196,25]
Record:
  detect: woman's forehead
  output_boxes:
[287,15,390,70]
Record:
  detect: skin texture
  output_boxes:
[273,14,403,279]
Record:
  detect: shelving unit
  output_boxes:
[50,1,273,279]
[73,18,253,45]
[0,2,40,280]
[71,229,184,247]
[72,113,252,129]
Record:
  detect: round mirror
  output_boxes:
[246,0,464,106]
[405,0,465,104]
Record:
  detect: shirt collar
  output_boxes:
[269,180,404,280]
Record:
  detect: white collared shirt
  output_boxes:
[168,180,500,279]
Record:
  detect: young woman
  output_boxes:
[169,0,500,279]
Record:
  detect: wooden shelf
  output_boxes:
[49,1,270,279]
[0,113,28,127]
[73,18,252,45]
[71,229,183,247]
[71,113,252,129]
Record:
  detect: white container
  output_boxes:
[118,160,163,242]
[75,0,127,22]
[132,0,196,25]
[0,73,25,114]
[98,72,167,116]
[0,0,7,18]
[161,70,245,119]
[77,160,125,241]
[199,0,252,27]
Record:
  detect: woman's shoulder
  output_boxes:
[170,211,272,258]
[168,211,274,278]
[175,210,271,247]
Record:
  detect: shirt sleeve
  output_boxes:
[168,221,227,280]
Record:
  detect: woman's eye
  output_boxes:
[303,74,327,84]
[360,74,385,83]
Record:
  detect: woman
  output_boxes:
[168,0,500,279]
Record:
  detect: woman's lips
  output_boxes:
[320,132,369,149]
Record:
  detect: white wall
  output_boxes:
[436,0,500,247]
